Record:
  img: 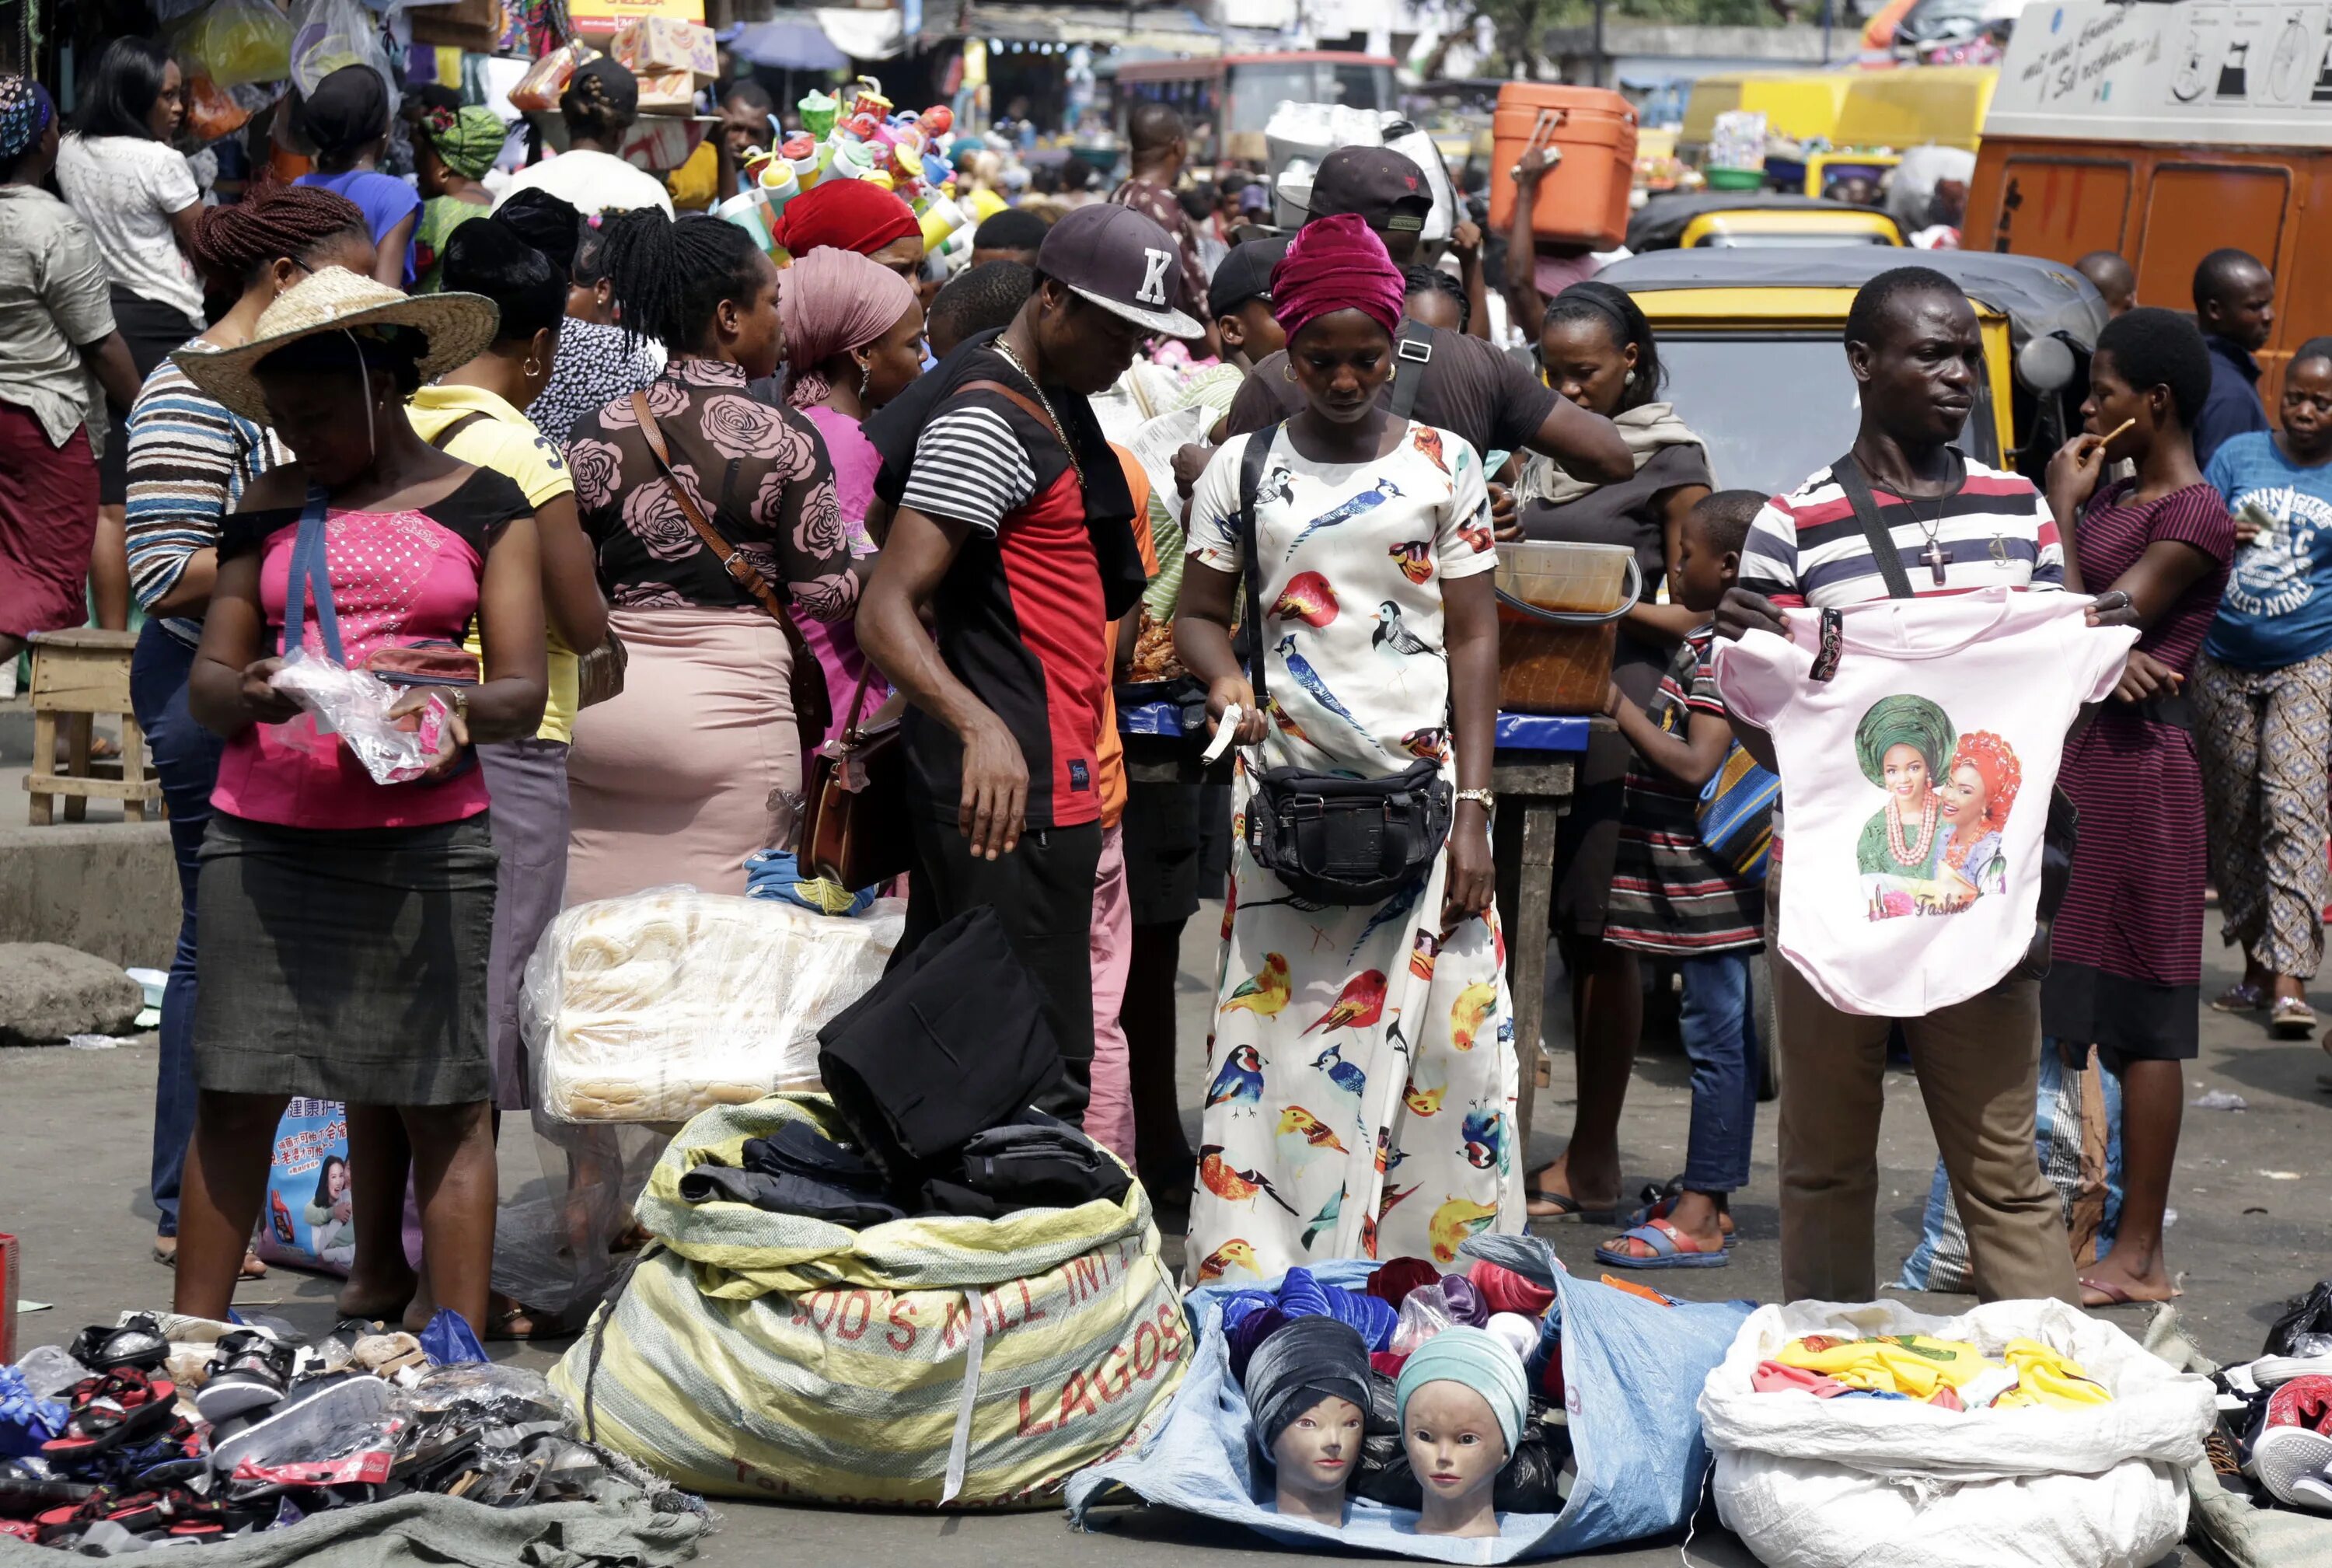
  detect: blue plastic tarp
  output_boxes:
[1068,1239,1751,1561]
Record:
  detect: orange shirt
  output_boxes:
[1098,445,1160,829]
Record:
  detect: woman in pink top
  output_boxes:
[171,270,547,1337]
[777,245,926,746]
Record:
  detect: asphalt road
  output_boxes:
[9,913,2320,1564]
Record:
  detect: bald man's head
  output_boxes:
[2075,250,2135,316]
[1128,102,1186,176]
[2194,247,2276,351]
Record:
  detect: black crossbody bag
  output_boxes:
[1833,452,2078,978]
[1231,424,1452,905]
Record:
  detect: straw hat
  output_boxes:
[172,267,501,426]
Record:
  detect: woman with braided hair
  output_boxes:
[124,182,375,1279]
[563,210,857,904]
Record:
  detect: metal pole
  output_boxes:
[1822,0,1834,65]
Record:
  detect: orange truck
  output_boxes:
[1967,0,2332,399]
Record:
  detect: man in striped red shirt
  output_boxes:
[1716,267,2133,1307]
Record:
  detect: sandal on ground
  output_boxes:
[2213,981,2270,1012]
[1525,1188,1618,1224]
[67,1317,169,1375]
[1629,1186,1737,1238]
[1594,1217,1729,1270]
[2079,1275,2180,1308]
[41,1371,180,1458]
[2271,996,2317,1039]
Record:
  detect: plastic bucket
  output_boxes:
[1493,543,1641,715]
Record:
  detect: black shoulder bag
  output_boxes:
[1232,424,1452,905]
[1833,451,2077,979]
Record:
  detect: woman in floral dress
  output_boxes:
[1176,215,1518,1283]
[562,211,857,904]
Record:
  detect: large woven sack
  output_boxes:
[1700,1297,2215,1568]
[549,1096,1187,1509]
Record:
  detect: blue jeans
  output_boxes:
[1678,951,1761,1196]
[130,620,224,1238]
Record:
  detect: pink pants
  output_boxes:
[1086,824,1136,1159]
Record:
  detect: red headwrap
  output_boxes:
[1269,212,1406,344]
[773,178,922,260]
[1944,731,2022,836]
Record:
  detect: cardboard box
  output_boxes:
[613,17,717,80]
[634,71,699,114]
[568,0,703,37]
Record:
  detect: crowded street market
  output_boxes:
[2,0,2332,1562]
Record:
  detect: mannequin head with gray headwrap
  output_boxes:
[1240,1315,1372,1526]
[1396,1325,1528,1538]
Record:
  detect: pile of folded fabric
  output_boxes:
[1749,1332,2114,1413]
[0,1312,707,1552]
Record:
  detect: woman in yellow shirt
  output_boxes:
[394,216,607,1337]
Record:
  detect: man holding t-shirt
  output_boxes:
[1715,266,2135,1306]
[858,204,1201,1126]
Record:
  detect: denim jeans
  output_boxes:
[130,620,225,1238]
[1677,950,1761,1196]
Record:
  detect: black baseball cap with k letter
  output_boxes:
[1035,204,1206,340]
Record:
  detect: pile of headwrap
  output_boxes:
[1224,1254,1578,1518]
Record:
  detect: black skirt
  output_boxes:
[194,812,498,1105]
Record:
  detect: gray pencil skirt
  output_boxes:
[194,812,498,1105]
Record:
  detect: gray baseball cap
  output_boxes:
[1035,203,1205,340]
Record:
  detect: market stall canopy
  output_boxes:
[731,17,849,70]
[1597,246,2110,351]
[919,2,1218,52]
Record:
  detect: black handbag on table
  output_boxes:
[1231,424,1452,906]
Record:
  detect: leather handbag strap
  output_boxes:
[1235,424,1282,710]
[424,410,491,452]
[630,388,799,626]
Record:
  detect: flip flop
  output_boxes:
[2079,1276,2180,1306]
[2271,997,2318,1039]
[1628,1191,1737,1238]
[1595,1217,1730,1269]
[1526,1188,1618,1224]
[2212,981,2269,1013]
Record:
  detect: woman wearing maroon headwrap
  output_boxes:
[772,178,924,282]
[1174,214,1520,1279]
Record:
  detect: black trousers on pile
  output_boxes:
[901,815,1101,1126]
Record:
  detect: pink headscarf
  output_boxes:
[777,246,919,410]
[1269,213,1406,344]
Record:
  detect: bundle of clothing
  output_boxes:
[1751,1332,2114,1413]
[679,906,1131,1225]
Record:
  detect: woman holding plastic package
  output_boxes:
[171,267,547,1336]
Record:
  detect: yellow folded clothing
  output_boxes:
[1992,1337,2114,1409]
[1775,1333,1995,1399]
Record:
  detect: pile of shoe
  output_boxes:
[2211,1350,2332,1512]
[0,1313,654,1551]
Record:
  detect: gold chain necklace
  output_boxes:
[990,338,1086,494]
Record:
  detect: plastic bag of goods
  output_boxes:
[551,1095,1186,1507]
[1699,1297,2215,1568]
[288,0,393,100]
[523,885,903,1124]
[180,0,294,88]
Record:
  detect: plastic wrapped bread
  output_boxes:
[523,885,904,1124]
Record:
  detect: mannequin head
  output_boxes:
[1394,1325,1529,1538]
[1241,1316,1373,1527]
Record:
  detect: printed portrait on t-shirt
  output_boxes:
[1853,695,2023,920]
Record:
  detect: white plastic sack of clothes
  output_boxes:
[1067,1236,1751,1561]
[522,885,903,1125]
[1700,1297,2216,1568]
[1259,102,1458,242]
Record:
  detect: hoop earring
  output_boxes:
[1283,361,1297,382]
[857,358,872,399]
[522,357,542,378]
[1386,361,1398,385]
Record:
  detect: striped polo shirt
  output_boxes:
[1737,450,2063,608]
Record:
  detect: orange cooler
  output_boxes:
[1489,84,1638,250]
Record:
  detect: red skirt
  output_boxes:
[0,404,97,639]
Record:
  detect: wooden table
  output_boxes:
[23,628,163,826]
[1116,703,1599,1147]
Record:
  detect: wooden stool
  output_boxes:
[24,628,164,825]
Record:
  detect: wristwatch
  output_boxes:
[1455,787,1495,810]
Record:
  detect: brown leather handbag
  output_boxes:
[798,673,911,888]
[628,389,830,755]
